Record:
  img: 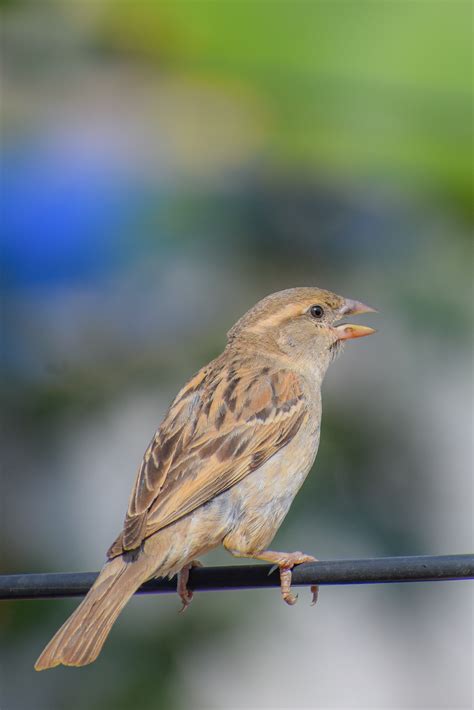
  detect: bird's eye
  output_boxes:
[310,304,324,319]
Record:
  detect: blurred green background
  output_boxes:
[1,1,472,708]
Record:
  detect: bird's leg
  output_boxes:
[230,549,319,606]
[177,560,203,613]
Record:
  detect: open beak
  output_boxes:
[334,298,377,341]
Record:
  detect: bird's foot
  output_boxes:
[261,550,318,606]
[177,560,203,613]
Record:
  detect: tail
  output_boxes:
[35,553,151,670]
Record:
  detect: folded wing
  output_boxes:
[108,359,306,558]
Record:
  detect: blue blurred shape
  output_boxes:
[1,141,137,291]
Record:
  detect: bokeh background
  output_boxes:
[1,1,473,709]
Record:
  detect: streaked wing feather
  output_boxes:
[108,360,306,557]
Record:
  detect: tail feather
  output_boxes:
[34,555,150,670]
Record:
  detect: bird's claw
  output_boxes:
[179,590,193,614]
[276,553,318,608]
[283,589,299,606]
[177,560,203,613]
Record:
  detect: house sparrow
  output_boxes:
[35,287,375,670]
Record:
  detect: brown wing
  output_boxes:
[107,359,306,558]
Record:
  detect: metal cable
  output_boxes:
[1,554,473,600]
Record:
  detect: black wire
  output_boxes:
[1,554,473,600]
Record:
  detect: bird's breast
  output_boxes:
[231,405,320,513]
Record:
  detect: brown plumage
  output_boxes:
[108,365,306,557]
[35,287,376,670]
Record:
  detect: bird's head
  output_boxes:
[228,287,376,371]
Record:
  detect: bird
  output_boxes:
[34,286,376,670]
